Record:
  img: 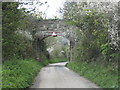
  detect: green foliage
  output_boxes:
[44,36,69,60]
[2,59,44,88]
[2,2,30,60]
[49,58,67,64]
[42,59,49,66]
[64,2,119,64]
[3,32,35,60]
[0,64,2,89]
[101,43,109,55]
[67,61,118,88]
[2,2,41,61]
[64,3,119,87]
[39,40,51,61]
[67,9,111,62]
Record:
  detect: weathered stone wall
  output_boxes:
[34,19,78,61]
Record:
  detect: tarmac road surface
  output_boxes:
[30,62,100,88]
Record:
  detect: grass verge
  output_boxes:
[67,61,118,88]
[2,59,45,88]
[48,58,68,63]
[0,64,2,89]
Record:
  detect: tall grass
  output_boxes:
[2,58,67,88]
[67,61,118,88]
[2,59,45,88]
[0,64,2,89]
[48,58,68,63]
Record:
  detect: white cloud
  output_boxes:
[19,0,65,19]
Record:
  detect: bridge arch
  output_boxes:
[33,19,78,62]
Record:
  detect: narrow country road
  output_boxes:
[30,62,100,88]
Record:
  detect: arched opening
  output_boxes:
[34,31,75,62]
[44,36,70,62]
[32,19,77,62]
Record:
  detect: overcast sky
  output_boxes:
[19,0,66,19]
[18,0,120,19]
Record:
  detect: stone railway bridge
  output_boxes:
[34,19,78,61]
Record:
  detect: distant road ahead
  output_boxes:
[30,62,100,88]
